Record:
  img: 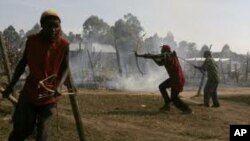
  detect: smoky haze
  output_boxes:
[69,40,187,91]
[1,10,249,91]
[68,37,250,91]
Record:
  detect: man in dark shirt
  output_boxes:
[194,51,220,107]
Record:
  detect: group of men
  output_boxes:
[1,9,220,141]
[136,45,220,114]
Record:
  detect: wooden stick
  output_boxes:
[86,49,97,86]
[56,65,86,140]
[0,34,18,106]
[0,34,12,81]
[37,91,75,99]
[197,73,205,96]
[69,94,86,141]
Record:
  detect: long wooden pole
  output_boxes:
[63,67,86,141]
[0,34,18,105]
[114,39,123,76]
[86,49,97,86]
[69,94,86,141]
[0,34,12,81]
[196,72,205,96]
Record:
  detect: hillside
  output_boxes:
[1,87,250,141]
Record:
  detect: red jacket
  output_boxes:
[22,33,69,105]
[164,52,185,92]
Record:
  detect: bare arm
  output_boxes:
[194,59,207,74]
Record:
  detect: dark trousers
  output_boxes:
[159,79,191,112]
[8,94,55,141]
[204,81,220,106]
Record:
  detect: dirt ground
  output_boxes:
[0,87,250,141]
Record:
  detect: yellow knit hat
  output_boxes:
[40,9,61,23]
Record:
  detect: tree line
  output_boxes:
[0,13,245,79]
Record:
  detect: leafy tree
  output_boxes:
[83,15,112,44]
[2,26,22,69]
[162,31,177,51]
[112,13,144,76]
[186,42,198,58]
[19,29,25,38]
[26,23,41,36]
[112,13,143,52]
[75,34,82,43]
[177,41,188,58]
[82,15,117,75]
[68,31,76,43]
[221,44,232,58]
[177,41,198,58]
[3,25,21,48]
[143,33,161,54]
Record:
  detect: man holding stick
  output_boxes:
[194,50,220,108]
[1,9,75,141]
[135,45,192,114]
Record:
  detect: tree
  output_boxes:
[3,25,21,48]
[199,44,210,57]
[26,23,41,36]
[186,42,198,58]
[82,13,144,77]
[177,41,198,58]
[2,26,22,69]
[19,29,25,38]
[68,32,76,43]
[112,13,143,52]
[221,44,232,58]
[177,41,188,58]
[162,31,177,51]
[83,15,112,44]
[143,33,161,54]
[112,13,144,76]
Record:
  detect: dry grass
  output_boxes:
[1,88,250,141]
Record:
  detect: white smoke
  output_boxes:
[107,67,167,91]
[69,43,170,91]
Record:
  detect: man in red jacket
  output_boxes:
[136,45,192,114]
[2,9,75,141]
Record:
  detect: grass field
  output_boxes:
[1,87,250,141]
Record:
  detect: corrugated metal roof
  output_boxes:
[185,57,230,62]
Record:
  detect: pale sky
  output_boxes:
[1,0,250,54]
